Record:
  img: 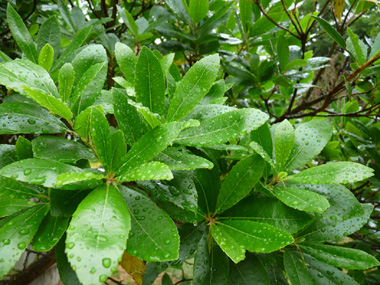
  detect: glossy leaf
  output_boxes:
[32,213,69,252]
[37,16,60,59]
[32,136,94,164]
[50,188,92,217]
[216,154,265,214]
[300,243,380,270]
[57,0,75,31]
[221,196,313,234]
[273,186,330,213]
[58,63,75,103]
[50,26,92,74]
[0,198,37,217]
[116,122,183,173]
[89,106,112,172]
[23,86,73,121]
[303,253,359,285]
[117,6,139,37]
[189,0,209,23]
[212,220,294,263]
[117,161,173,182]
[120,186,180,262]
[135,46,165,115]
[277,35,289,72]
[0,144,17,169]
[239,0,252,32]
[175,109,268,146]
[127,100,163,129]
[0,204,48,279]
[0,176,43,199]
[193,234,229,285]
[15,136,33,160]
[166,0,191,23]
[288,162,374,184]
[228,254,270,284]
[284,250,313,285]
[38,43,54,71]
[311,16,346,49]
[0,102,67,135]
[7,3,38,63]
[153,147,213,170]
[109,130,127,173]
[249,141,275,170]
[73,105,103,140]
[274,119,294,172]
[167,54,220,122]
[112,88,147,146]
[66,185,131,285]
[0,158,82,188]
[285,120,333,171]
[175,224,204,264]
[115,43,137,83]
[55,172,105,190]
[0,59,59,97]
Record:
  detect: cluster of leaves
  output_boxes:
[1,0,380,284]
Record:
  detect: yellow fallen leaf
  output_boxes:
[120,251,147,285]
[334,0,345,23]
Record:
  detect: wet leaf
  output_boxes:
[117,161,173,182]
[15,136,33,160]
[115,43,137,83]
[55,172,105,190]
[37,16,60,60]
[58,63,75,103]
[284,250,313,285]
[228,253,270,284]
[38,43,54,71]
[66,184,131,285]
[274,120,294,172]
[0,144,17,169]
[0,198,37,217]
[120,186,180,262]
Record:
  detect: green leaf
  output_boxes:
[7,3,38,63]
[160,53,175,73]
[50,26,92,74]
[249,141,275,170]
[221,196,313,234]
[239,0,252,32]
[228,254,270,284]
[117,161,173,182]
[66,184,131,285]
[162,274,173,285]
[277,35,289,72]
[15,136,33,160]
[0,204,48,279]
[127,99,163,129]
[56,235,81,285]
[58,63,75,103]
[303,253,359,285]
[216,154,265,214]
[115,43,137,83]
[193,234,229,285]
[189,0,209,24]
[311,16,346,49]
[138,170,200,214]
[109,130,127,173]
[22,86,73,121]
[300,243,380,270]
[117,6,139,37]
[89,106,112,173]
[0,158,82,188]
[284,250,313,285]
[285,58,308,71]
[116,122,184,174]
[0,59,59,97]
[175,108,268,146]
[119,186,180,262]
[37,16,60,60]
[370,30,380,58]
[346,27,367,65]
[287,162,374,184]
[212,220,294,263]
[0,102,68,135]
[285,120,333,171]
[135,46,166,115]
[175,224,204,264]
[112,88,147,145]
[0,144,17,169]
[0,176,43,199]
[274,119,294,172]
[32,213,69,252]
[0,198,37,217]
[38,43,54,71]
[289,183,369,242]
[273,186,330,213]
[166,0,191,23]
[73,105,104,140]
[57,0,76,31]
[167,54,220,122]
[50,189,92,217]
[55,172,105,190]
[153,147,213,170]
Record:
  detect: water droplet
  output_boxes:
[17,242,26,249]
[19,229,30,235]
[67,242,75,249]
[3,239,10,245]
[102,257,111,268]
[99,274,108,282]
[90,267,96,274]
[23,168,32,175]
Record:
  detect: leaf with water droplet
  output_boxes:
[65,184,130,285]
[284,250,313,285]
[0,204,48,279]
[55,234,81,285]
[32,213,69,252]
[0,198,37,218]
[38,43,54,72]
[273,119,294,173]
[119,186,179,262]
[212,220,294,263]
[117,161,173,182]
